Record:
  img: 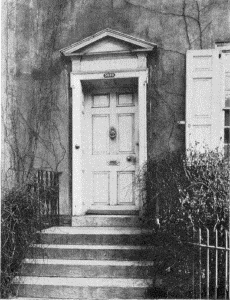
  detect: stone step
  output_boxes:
[16,223,155,299]
[21,259,154,278]
[36,227,152,245]
[72,215,141,227]
[14,298,161,300]
[86,209,139,215]
[14,299,171,300]
[28,244,154,261]
[14,276,152,299]
[13,297,165,300]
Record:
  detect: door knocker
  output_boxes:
[109,126,117,140]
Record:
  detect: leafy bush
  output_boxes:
[1,183,52,298]
[140,148,229,298]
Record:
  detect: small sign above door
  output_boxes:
[104,72,115,78]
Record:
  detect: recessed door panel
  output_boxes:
[193,79,212,117]
[93,94,110,107]
[92,115,109,155]
[192,125,211,148]
[93,172,110,204]
[117,171,134,204]
[118,114,134,153]
[117,93,134,106]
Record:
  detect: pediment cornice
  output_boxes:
[60,28,157,57]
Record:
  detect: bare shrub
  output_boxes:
[139,148,229,298]
[1,180,55,298]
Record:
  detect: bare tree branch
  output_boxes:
[195,0,203,48]
[158,46,186,56]
[182,0,192,49]
[125,0,213,49]
[125,0,200,23]
[189,21,212,46]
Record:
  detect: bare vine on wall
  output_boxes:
[3,0,228,183]
[125,0,223,50]
[124,0,226,155]
[3,0,69,187]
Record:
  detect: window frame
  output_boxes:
[217,43,230,157]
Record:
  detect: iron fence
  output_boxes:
[33,169,61,230]
[191,228,230,299]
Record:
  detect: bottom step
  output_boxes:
[14,276,152,299]
[12,299,172,300]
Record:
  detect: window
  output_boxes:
[222,51,230,157]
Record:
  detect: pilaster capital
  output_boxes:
[70,73,80,89]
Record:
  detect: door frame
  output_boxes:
[70,70,148,216]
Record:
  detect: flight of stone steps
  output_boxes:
[13,215,155,299]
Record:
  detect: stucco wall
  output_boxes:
[3,0,230,215]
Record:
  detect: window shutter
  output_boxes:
[186,49,222,151]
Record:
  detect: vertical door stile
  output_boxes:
[134,92,139,207]
[83,94,92,210]
[110,92,117,206]
[138,73,147,167]
[91,93,110,206]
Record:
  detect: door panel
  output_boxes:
[93,94,110,108]
[93,172,110,204]
[117,93,134,106]
[83,90,138,211]
[117,171,134,205]
[118,114,134,153]
[193,79,212,117]
[92,115,110,154]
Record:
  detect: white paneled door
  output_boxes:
[82,91,139,211]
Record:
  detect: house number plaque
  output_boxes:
[104,72,115,78]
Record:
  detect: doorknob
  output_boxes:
[126,155,136,163]
[75,144,80,149]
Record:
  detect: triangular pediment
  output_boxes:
[60,28,157,57]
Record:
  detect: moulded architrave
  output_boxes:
[71,76,84,216]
